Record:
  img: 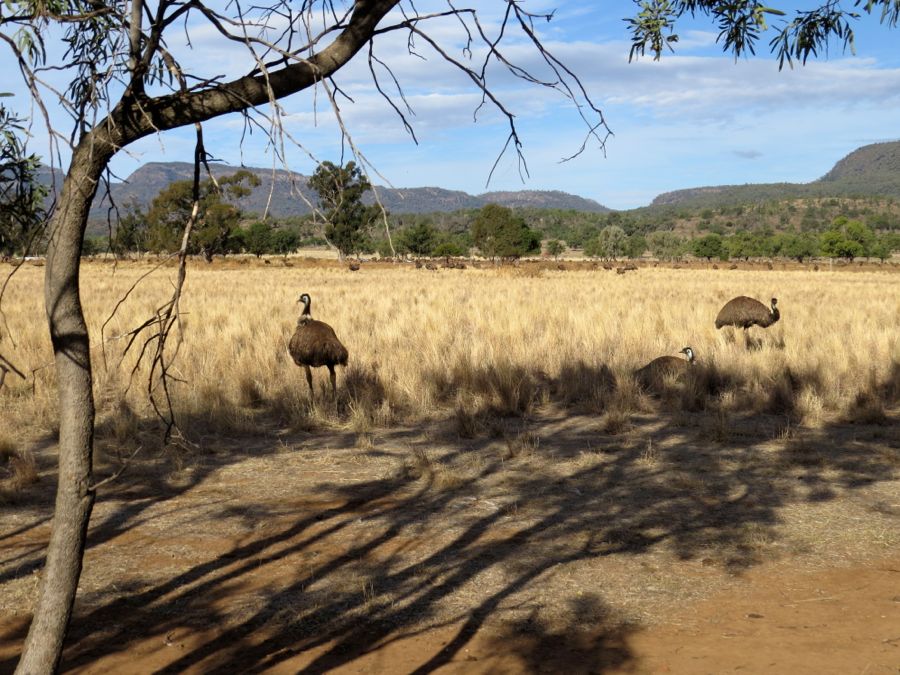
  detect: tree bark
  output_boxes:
[14,3,399,670]
[15,133,117,675]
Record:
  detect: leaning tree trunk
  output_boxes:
[13,6,397,670]
[15,133,116,675]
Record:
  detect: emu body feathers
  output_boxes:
[289,293,348,395]
[715,296,779,330]
[634,347,695,389]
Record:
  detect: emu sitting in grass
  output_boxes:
[715,296,779,331]
[288,293,348,397]
[634,347,695,390]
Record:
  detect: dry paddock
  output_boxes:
[0,257,898,673]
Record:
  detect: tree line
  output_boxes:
[92,162,899,262]
[7,157,898,263]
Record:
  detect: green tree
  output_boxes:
[692,233,727,261]
[625,233,647,259]
[309,160,380,258]
[726,230,764,260]
[111,205,148,255]
[598,225,628,259]
[271,227,301,257]
[0,103,45,256]
[545,239,565,260]
[243,221,274,257]
[399,221,438,256]
[844,219,875,256]
[647,230,683,261]
[432,240,467,257]
[146,169,259,261]
[820,230,863,260]
[774,232,819,262]
[471,204,540,260]
[869,235,891,262]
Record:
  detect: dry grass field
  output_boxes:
[1,258,898,673]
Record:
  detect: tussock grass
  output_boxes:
[0,438,38,503]
[0,261,897,447]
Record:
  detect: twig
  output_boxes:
[88,445,143,492]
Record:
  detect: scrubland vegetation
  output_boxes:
[1,260,897,453]
[2,258,898,671]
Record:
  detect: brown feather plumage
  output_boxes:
[289,293,348,395]
[289,318,348,368]
[715,296,779,330]
[634,347,694,389]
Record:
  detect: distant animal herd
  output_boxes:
[289,292,780,396]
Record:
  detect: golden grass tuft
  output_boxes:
[0,261,896,448]
[0,438,38,503]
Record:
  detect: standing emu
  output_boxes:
[288,293,348,396]
[715,296,779,330]
[634,347,695,389]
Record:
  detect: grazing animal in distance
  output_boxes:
[288,293,348,397]
[634,347,695,390]
[715,296,779,331]
[348,262,360,271]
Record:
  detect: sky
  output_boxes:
[3,1,900,210]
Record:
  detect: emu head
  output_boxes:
[680,346,695,363]
[298,293,311,315]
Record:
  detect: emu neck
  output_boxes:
[299,298,312,323]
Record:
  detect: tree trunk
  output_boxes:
[15,134,115,675]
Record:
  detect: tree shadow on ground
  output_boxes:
[0,356,897,673]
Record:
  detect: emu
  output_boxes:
[634,347,695,390]
[288,293,348,397]
[715,296,779,331]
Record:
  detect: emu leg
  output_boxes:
[328,365,337,397]
[304,365,313,395]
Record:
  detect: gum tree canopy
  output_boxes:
[1,1,897,672]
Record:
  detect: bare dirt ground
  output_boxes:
[1,403,898,674]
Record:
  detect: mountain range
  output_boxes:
[37,140,900,222]
[47,162,609,221]
[649,141,900,209]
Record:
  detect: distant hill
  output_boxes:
[650,141,900,209]
[38,141,900,227]
[39,162,610,222]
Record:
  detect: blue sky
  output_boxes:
[3,1,900,209]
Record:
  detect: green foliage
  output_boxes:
[111,204,148,255]
[80,236,106,257]
[869,236,891,262]
[0,104,45,256]
[647,230,683,261]
[584,225,628,259]
[772,232,819,262]
[692,233,727,261]
[309,160,380,257]
[625,233,647,259]
[625,1,897,70]
[545,239,565,259]
[471,204,540,259]
[243,221,273,257]
[726,230,766,260]
[146,169,260,260]
[271,227,301,256]
[820,230,863,259]
[429,241,460,257]
[844,219,875,253]
[398,221,438,256]
[820,218,876,259]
